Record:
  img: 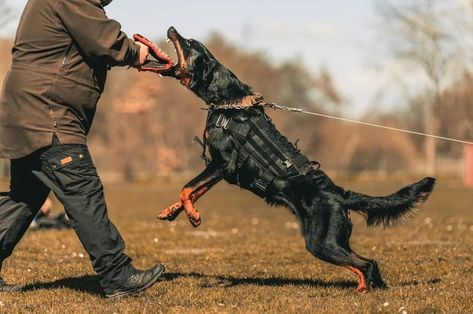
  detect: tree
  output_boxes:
[376,0,468,175]
[437,73,473,156]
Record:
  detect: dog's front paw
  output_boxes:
[158,201,184,221]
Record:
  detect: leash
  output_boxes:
[263,103,473,146]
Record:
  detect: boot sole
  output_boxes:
[105,265,165,299]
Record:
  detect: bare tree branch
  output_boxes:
[375,0,467,175]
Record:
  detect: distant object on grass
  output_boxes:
[30,198,72,230]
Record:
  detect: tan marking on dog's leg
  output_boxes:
[180,188,201,227]
[347,266,368,292]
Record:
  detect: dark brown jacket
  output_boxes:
[0,0,139,159]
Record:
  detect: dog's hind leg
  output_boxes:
[348,251,386,290]
[159,162,224,227]
[302,204,386,292]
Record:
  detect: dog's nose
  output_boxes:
[167,26,177,37]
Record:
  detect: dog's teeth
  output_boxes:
[159,74,163,78]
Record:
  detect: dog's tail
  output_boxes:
[344,177,436,227]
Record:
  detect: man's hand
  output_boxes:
[135,42,149,66]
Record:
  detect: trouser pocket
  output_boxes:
[43,145,99,195]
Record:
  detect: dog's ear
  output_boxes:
[202,59,217,80]
[192,57,217,82]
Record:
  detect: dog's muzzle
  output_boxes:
[165,27,193,86]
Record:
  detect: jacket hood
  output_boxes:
[102,0,113,6]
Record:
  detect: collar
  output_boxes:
[208,93,264,110]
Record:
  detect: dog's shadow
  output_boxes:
[166,272,356,289]
[21,272,442,296]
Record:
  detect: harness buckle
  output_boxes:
[282,160,294,169]
[253,179,267,193]
[215,114,230,129]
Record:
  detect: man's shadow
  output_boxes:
[22,275,104,296]
[22,272,442,296]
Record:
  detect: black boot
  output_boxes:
[105,263,165,298]
[0,277,22,292]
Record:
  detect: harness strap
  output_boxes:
[193,136,211,166]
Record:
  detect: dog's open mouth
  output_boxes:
[166,26,192,86]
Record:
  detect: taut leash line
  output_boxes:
[264,103,473,146]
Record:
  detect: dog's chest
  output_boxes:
[205,109,317,194]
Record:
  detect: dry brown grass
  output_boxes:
[0,176,471,313]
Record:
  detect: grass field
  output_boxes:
[0,176,471,313]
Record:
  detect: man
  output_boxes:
[0,0,165,298]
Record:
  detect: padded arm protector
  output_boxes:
[133,34,174,73]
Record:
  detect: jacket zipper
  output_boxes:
[62,43,73,65]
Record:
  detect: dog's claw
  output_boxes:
[158,202,184,221]
[356,286,369,293]
[185,209,201,228]
[159,200,201,227]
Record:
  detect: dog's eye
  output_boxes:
[195,57,207,67]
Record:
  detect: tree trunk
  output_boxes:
[424,100,437,176]
[465,144,473,188]
[425,135,436,176]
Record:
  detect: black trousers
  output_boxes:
[0,137,134,293]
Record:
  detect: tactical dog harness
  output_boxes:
[202,97,320,195]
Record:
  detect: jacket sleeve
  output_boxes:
[56,0,139,66]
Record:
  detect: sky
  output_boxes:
[1,0,460,116]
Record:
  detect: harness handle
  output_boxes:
[193,136,211,166]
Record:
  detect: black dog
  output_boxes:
[156,26,435,292]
